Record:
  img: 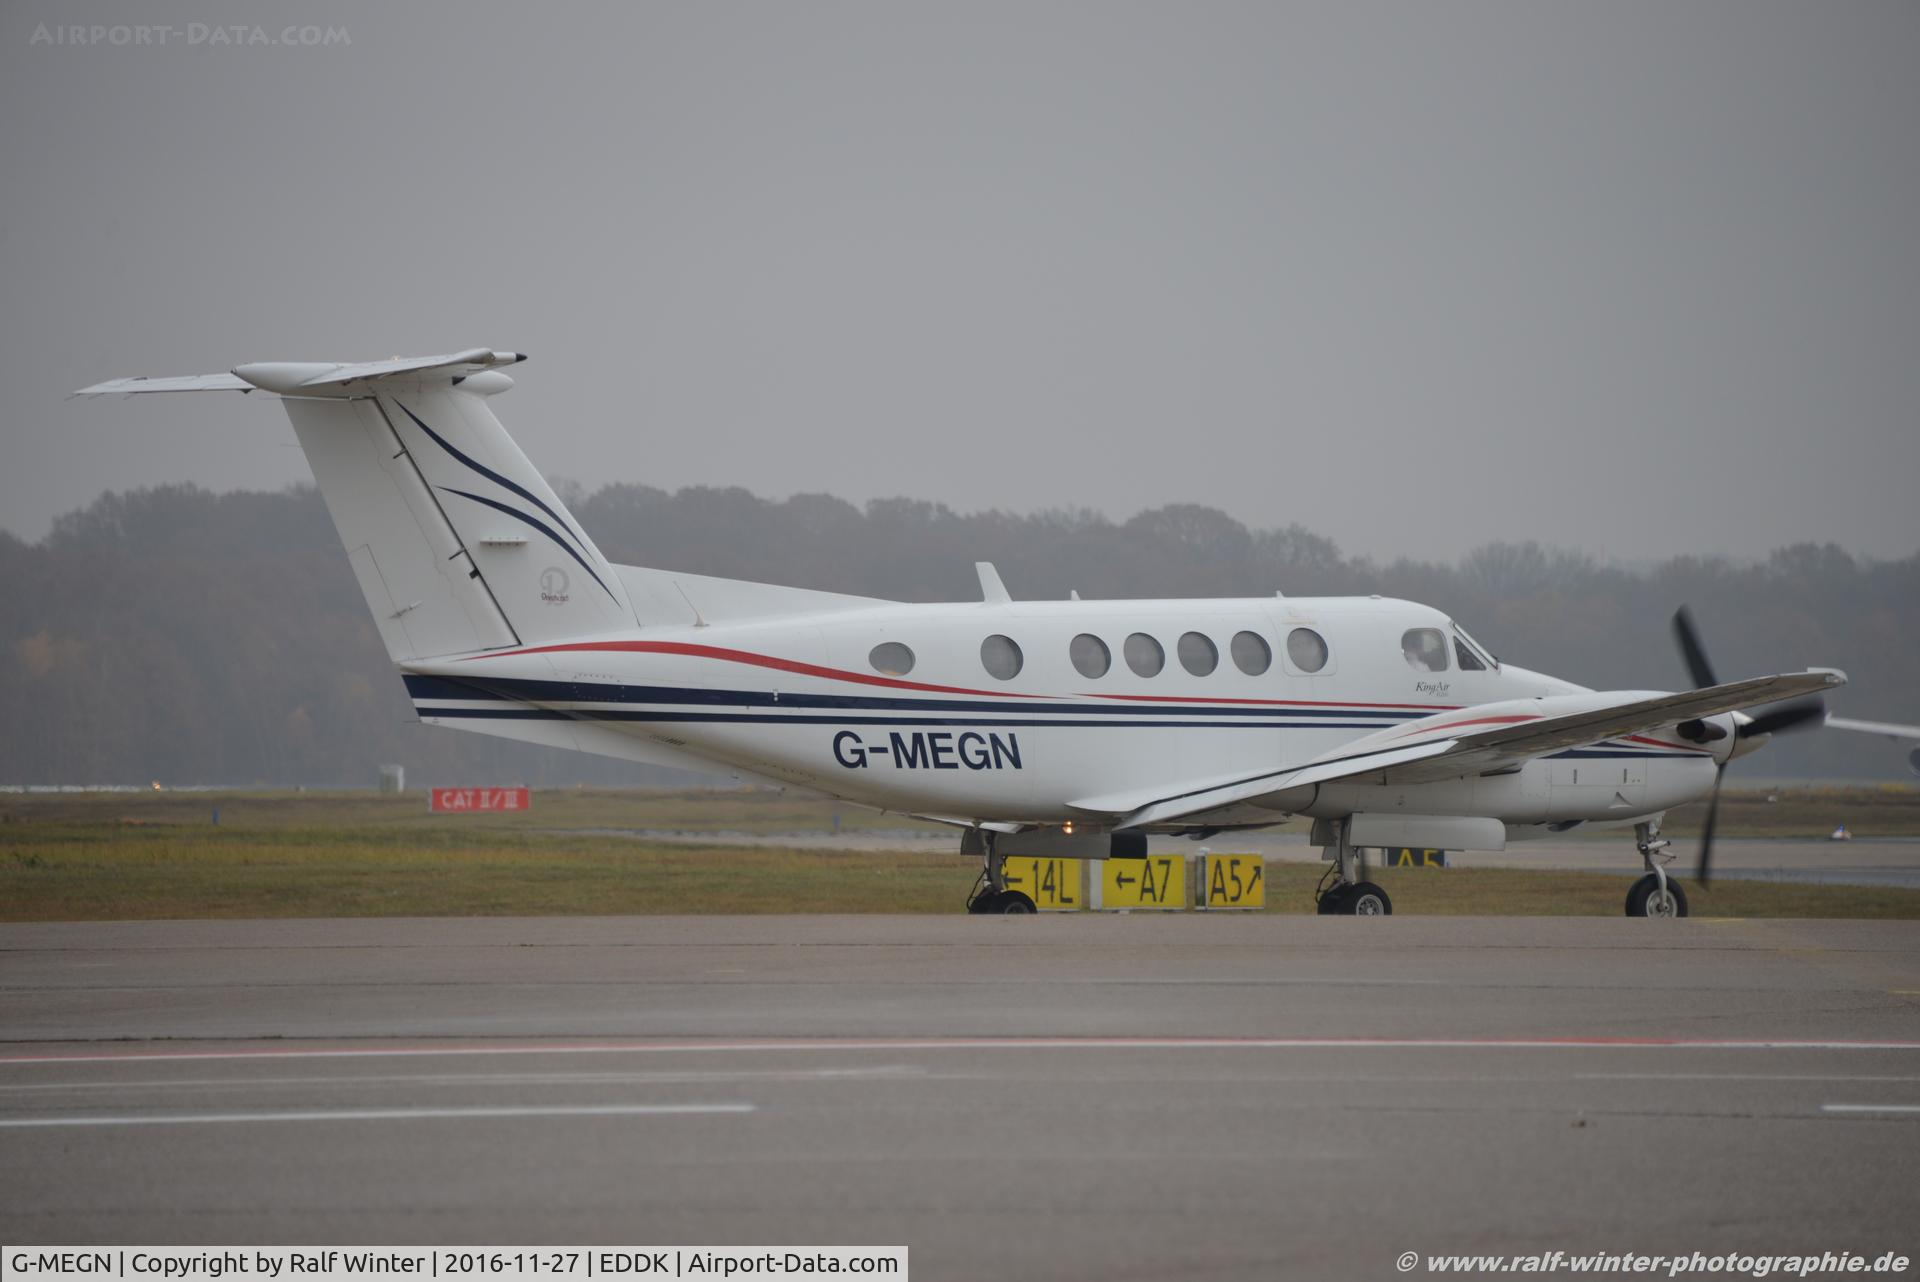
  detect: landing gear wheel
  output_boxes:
[1316,885,1351,915]
[967,889,1004,914]
[1625,873,1688,918]
[997,890,1037,915]
[1345,882,1392,916]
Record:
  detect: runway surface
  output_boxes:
[4,915,1919,1280]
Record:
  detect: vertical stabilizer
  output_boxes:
[373,387,634,646]
[77,350,637,660]
[283,396,519,660]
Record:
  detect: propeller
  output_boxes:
[1670,608,1827,886]
[1741,698,1827,738]
[1672,606,1719,691]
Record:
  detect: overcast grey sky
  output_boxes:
[3,1,1915,565]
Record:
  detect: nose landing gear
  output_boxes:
[1628,819,1689,918]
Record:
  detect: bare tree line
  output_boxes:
[2,482,1912,786]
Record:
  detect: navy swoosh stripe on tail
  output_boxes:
[439,486,618,602]
[392,399,596,568]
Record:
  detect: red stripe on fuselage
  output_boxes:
[460,641,1467,712]
[461,640,1058,699]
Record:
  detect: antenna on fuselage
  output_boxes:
[976,562,1011,604]
[673,580,709,628]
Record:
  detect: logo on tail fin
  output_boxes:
[539,567,571,605]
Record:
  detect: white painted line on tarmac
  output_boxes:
[0,1102,757,1128]
[0,1065,926,1091]
[4,1037,1920,1065]
[1820,1103,1920,1115]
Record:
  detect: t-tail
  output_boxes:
[77,350,633,660]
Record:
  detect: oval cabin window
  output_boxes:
[1178,631,1218,677]
[868,641,915,676]
[1231,630,1272,675]
[980,634,1023,681]
[1070,633,1111,679]
[1125,632,1165,678]
[1286,628,1329,673]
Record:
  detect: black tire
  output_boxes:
[997,890,1038,915]
[1345,881,1392,916]
[1316,885,1351,915]
[967,889,1005,915]
[1625,873,1688,918]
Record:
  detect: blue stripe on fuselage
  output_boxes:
[401,677,1705,756]
[401,672,1426,720]
[412,706,1398,729]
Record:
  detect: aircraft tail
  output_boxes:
[77,350,634,660]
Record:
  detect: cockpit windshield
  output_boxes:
[1452,625,1498,672]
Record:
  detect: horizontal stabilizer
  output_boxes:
[76,349,526,399]
[74,372,255,395]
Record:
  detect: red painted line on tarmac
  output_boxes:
[3,1036,1918,1065]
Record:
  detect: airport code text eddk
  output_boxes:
[5,1251,907,1281]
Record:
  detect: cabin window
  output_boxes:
[1401,627,1449,673]
[1124,632,1165,677]
[868,641,915,676]
[1070,633,1111,679]
[1231,630,1272,675]
[1286,627,1328,673]
[1178,631,1218,677]
[1454,636,1488,671]
[980,634,1023,681]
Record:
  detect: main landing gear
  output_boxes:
[963,830,1037,915]
[1313,818,1392,916]
[1627,819,1689,918]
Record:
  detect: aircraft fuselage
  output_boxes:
[406,593,1720,838]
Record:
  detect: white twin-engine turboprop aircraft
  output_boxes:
[81,349,1919,917]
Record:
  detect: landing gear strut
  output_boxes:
[964,829,1036,915]
[1628,819,1688,918]
[1313,818,1392,916]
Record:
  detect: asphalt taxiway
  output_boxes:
[3,916,1917,1280]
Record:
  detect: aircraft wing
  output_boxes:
[1827,715,1920,774]
[1078,668,1846,830]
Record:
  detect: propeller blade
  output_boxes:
[1741,697,1828,739]
[1672,607,1718,690]
[1696,761,1726,887]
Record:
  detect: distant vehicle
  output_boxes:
[80,350,1920,917]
